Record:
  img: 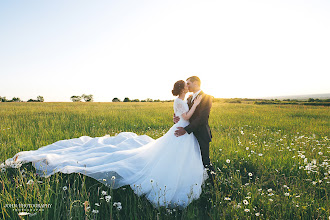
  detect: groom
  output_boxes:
[174,76,215,182]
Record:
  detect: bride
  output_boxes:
[1,80,208,209]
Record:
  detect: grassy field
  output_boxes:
[0,102,329,219]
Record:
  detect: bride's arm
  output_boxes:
[181,95,202,120]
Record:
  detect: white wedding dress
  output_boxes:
[1,98,208,208]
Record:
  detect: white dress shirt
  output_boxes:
[192,90,202,102]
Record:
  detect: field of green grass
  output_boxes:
[0,102,329,219]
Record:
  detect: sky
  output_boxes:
[1,0,329,102]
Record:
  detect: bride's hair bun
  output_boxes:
[172,80,185,96]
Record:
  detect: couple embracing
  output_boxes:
[2,76,216,208]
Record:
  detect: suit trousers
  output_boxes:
[195,134,214,172]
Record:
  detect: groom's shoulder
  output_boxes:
[201,91,213,101]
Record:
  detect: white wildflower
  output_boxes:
[105,195,111,202]
[248,172,253,177]
[18,212,30,216]
[63,186,68,191]
[26,179,34,185]
[92,209,99,214]
[244,209,250,212]
[284,193,290,196]
[226,159,230,163]
[101,191,107,196]
[243,200,249,205]
[224,197,231,201]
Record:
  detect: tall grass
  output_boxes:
[0,102,329,219]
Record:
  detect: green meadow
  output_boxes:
[0,102,329,219]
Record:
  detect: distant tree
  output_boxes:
[37,96,44,102]
[11,97,21,102]
[131,99,140,102]
[27,99,35,102]
[153,99,160,102]
[123,97,130,102]
[112,98,121,102]
[70,96,82,102]
[146,98,153,102]
[0,96,8,102]
[82,94,93,102]
[308,98,315,102]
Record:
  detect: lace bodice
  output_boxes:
[174,98,189,121]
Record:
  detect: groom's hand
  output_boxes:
[175,127,186,137]
[173,114,180,124]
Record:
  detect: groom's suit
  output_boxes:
[184,91,213,170]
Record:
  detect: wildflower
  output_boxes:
[269,199,273,202]
[318,152,323,155]
[63,186,68,191]
[248,172,253,177]
[92,209,99,214]
[111,176,116,180]
[1,167,5,172]
[246,147,249,150]
[224,197,231,201]
[258,153,263,156]
[268,193,274,196]
[105,195,111,202]
[243,200,249,205]
[283,185,288,188]
[255,212,260,216]
[27,179,34,185]
[95,203,100,206]
[244,209,250,212]
[101,191,107,196]
[284,193,290,196]
[113,202,122,207]
[150,179,154,183]
[102,179,106,182]
[117,205,122,211]
[18,212,30,216]
[267,188,272,193]
[226,159,230,163]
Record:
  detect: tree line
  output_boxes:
[112,97,172,102]
[0,96,44,102]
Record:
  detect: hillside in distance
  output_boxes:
[260,93,330,100]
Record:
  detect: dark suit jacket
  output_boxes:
[184,91,212,143]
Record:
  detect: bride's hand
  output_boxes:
[193,95,203,106]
